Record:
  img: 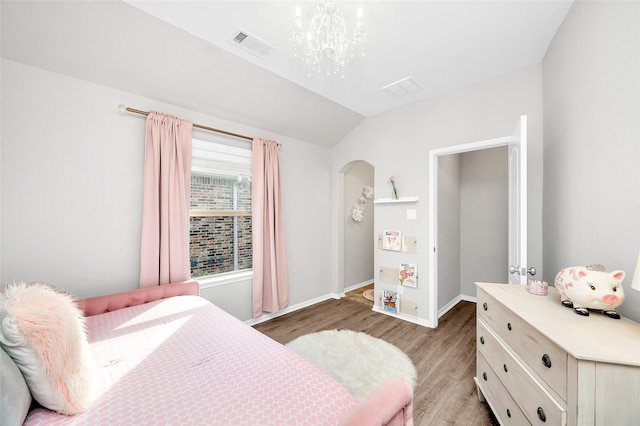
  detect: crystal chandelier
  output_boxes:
[290,1,366,77]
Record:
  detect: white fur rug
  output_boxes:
[286,329,417,400]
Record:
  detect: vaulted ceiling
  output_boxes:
[1,1,573,147]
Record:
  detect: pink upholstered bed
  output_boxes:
[21,281,413,425]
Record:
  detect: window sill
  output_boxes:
[196,270,253,289]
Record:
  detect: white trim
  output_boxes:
[372,305,434,328]
[437,295,462,318]
[428,150,438,327]
[244,288,438,328]
[436,294,477,317]
[428,135,512,328]
[344,280,373,293]
[244,292,342,326]
[461,294,477,303]
[197,270,253,289]
[438,294,478,318]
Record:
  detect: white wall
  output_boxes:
[1,60,334,321]
[332,64,543,323]
[543,0,640,321]
[343,161,374,288]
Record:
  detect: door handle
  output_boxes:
[509,265,537,276]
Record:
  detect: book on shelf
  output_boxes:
[383,289,399,314]
[399,262,417,288]
[382,230,402,251]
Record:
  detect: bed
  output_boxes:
[1,281,413,425]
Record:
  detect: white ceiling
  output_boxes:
[1,1,573,147]
[125,0,574,117]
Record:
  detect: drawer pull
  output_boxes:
[542,353,552,368]
[480,336,485,345]
[483,302,488,311]
[506,409,511,418]
[503,364,508,373]
[482,372,488,381]
[507,322,512,331]
[537,407,547,422]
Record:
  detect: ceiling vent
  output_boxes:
[382,77,423,97]
[231,29,276,58]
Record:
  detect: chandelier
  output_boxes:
[290,1,366,77]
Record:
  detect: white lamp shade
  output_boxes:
[631,253,640,291]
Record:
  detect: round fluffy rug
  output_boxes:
[362,289,375,301]
[286,329,416,401]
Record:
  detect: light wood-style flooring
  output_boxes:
[253,297,499,426]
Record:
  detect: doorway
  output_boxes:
[436,148,508,315]
[428,116,528,327]
[340,161,375,295]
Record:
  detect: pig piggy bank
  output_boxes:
[554,264,625,319]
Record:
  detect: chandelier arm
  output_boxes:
[290,0,365,77]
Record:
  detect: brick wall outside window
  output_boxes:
[190,175,252,278]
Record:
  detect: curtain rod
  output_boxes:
[118,104,255,141]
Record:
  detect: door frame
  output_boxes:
[428,136,512,328]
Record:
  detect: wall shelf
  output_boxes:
[373,196,419,204]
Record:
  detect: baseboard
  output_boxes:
[438,295,462,318]
[438,294,477,318]
[245,286,469,329]
[244,292,342,326]
[461,294,477,303]
[372,305,435,328]
[343,280,374,293]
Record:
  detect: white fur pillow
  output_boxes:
[0,282,96,415]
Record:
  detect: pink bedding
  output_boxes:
[24,295,360,425]
[20,281,413,425]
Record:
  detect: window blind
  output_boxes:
[192,138,252,178]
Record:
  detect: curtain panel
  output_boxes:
[139,111,193,288]
[252,138,289,317]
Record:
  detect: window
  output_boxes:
[190,139,252,279]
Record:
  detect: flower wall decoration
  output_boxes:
[351,205,365,222]
[351,185,374,222]
[363,185,374,199]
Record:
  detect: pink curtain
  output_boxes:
[139,111,193,288]
[252,138,289,317]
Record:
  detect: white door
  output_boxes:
[507,116,529,285]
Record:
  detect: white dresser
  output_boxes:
[475,282,640,426]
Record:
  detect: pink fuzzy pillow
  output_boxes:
[0,282,96,415]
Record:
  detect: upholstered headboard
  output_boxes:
[77,280,200,316]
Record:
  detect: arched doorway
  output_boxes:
[339,160,375,294]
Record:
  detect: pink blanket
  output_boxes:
[23,283,413,425]
[25,295,359,425]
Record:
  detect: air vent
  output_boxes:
[231,29,276,58]
[382,77,423,97]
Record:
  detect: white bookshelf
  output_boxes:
[373,196,419,204]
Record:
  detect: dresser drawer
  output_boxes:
[478,288,568,402]
[476,353,530,426]
[478,320,567,425]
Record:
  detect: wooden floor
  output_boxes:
[343,283,374,305]
[254,298,499,426]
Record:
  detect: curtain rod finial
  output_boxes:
[118,104,127,112]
